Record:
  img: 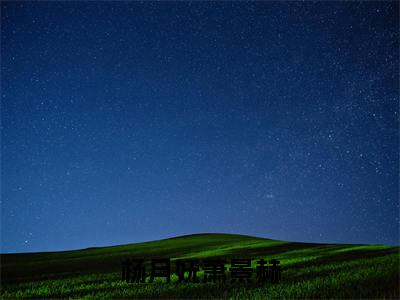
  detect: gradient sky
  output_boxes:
[1,1,399,253]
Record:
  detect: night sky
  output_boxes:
[2,2,399,253]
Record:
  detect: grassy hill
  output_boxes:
[1,233,399,299]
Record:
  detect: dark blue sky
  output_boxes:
[2,2,399,253]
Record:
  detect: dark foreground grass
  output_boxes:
[1,233,399,299]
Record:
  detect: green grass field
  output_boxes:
[1,233,399,299]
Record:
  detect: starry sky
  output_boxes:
[1,2,399,253]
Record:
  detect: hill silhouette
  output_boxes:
[1,233,399,298]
